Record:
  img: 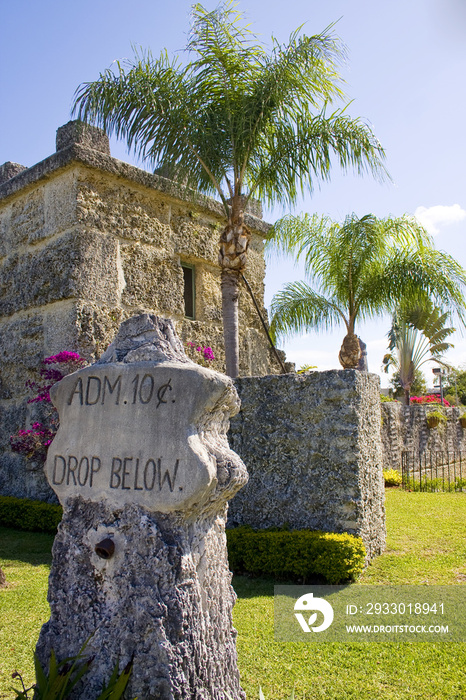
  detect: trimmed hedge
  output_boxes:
[226,526,366,584]
[0,498,366,583]
[0,496,62,534]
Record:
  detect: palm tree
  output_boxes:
[389,368,427,400]
[382,306,455,404]
[267,213,466,368]
[72,2,387,377]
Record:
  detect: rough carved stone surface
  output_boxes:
[38,500,244,700]
[0,121,278,503]
[56,121,111,155]
[229,370,386,561]
[37,315,247,700]
[96,314,190,365]
[357,338,368,371]
[0,162,27,185]
[381,403,466,470]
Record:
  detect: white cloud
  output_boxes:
[414,204,466,236]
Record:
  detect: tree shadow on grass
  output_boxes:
[232,574,275,599]
[232,572,333,599]
[0,527,54,567]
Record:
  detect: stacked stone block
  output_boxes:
[229,370,386,561]
[381,403,466,470]
[0,121,275,501]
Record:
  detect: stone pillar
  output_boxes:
[0,161,27,185]
[55,120,111,154]
[36,314,248,700]
[229,370,385,561]
[357,337,368,371]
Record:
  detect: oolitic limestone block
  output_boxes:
[37,315,248,700]
[46,361,239,513]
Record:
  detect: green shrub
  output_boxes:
[12,637,133,700]
[0,499,367,583]
[402,476,466,493]
[226,527,366,584]
[383,469,402,486]
[0,496,62,534]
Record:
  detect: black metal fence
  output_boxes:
[401,451,466,492]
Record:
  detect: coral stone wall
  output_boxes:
[381,403,466,470]
[228,370,386,561]
[0,121,278,502]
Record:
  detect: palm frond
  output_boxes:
[250,110,387,206]
[270,281,347,341]
[267,211,466,353]
[72,51,225,193]
[73,3,387,215]
[380,248,466,325]
[266,212,333,261]
[382,352,397,373]
[384,305,455,394]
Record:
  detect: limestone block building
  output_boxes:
[0,120,279,501]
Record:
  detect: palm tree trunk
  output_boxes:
[221,270,240,377]
[339,333,361,369]
[338,315,361,370]
[218,198,251,378]
[404,388,410,405]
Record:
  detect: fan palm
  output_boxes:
[72,1,387,377]
[382,306,455,404]
[268,212,466,368]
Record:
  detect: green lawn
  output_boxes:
[359,489,466,585]
[0,530,53,698]
[233,490,466,699]
[0,490,465,699]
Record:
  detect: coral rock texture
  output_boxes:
[36,315,247,700]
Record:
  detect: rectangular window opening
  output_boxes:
[181,263,195,319]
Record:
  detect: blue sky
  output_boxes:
[2,0,466,385]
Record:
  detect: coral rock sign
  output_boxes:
[37,314,248,700]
